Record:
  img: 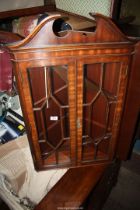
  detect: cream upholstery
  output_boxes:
[0,135,67,210]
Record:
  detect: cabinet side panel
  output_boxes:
[117,42,140,160]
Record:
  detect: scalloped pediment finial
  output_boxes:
[8,13,133,50]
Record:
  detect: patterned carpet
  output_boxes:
[103,153,140,210]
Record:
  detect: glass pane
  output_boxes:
[82,63,120,162]
[28,65,70,166]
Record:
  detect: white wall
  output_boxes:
[0,0,44,12]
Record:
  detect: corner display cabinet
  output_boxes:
[8,13,139,171]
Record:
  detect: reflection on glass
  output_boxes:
[28,65,70,166]
[82,63,120,162]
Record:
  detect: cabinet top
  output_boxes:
[8,13,135,51]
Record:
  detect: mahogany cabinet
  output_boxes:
[8,13,137,171]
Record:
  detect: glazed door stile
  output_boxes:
[77,56,129,164]
[76,61,84,164]
[19,59,77,169]
[67,60,77,165]
[108,61,129,160]
[16,62,43,169]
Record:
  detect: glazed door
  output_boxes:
[18,55,129,169]
[19,60,76,170]
[76,56,129,165]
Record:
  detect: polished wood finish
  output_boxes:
[8,13,132,49]
[83,159,121,210]
[0,5,56,20]
[35,160,121,210]
[8,14,137,170]
[34,163,109,210]
[117,42,140,159]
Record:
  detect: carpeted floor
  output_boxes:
[103,153,140,210]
